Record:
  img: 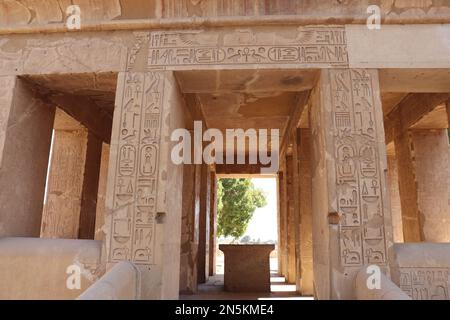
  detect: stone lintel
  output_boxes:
[385,93,450,144]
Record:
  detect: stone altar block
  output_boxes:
[219,244,275,293]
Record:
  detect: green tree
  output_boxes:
[217,178,267,240]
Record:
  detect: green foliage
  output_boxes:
[217,178,267,240]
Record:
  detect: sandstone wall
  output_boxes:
[0,0,449,30]
[392,243,450,300]
[0,237,103,299]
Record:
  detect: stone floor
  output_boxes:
[180,274,313,300]
[180,257,314,300]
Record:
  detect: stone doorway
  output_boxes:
[175,67,450,300]
[175,69,316,299]
[181,174,307,300]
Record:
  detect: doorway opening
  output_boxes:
[215,177,277,274]
[21,73,117,240]
[192,175,301,299]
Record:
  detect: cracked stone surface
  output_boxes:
[0,0,450,27]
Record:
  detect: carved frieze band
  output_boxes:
[329,69,387,267]
[127,27,348,69]
[109,72,164,265]
[399,268,450,300]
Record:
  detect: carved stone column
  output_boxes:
[94,143,110,241]
[394,131,422,242]
[278,164,289,279]
[0,76,55,237]
[298,128,314,296]
[446,101,450,129]
[386,153,404,243]
[410,129,450,242]
[209,169,217,277]
[291,132,302,291]
[285,154,297,284]
[277,169,286,277]
[41,111,88,239]
[197,164,211,284]
[105,71,186,299]
[179,163,200,294]
[310,69,393,299]
[79,132,103,240]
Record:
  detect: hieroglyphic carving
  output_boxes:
[127,32,150,71]
[330,69,387,267]
[146,27,348,68]
[400,268,450,300]
[41,129,87,239]
[109,71,164,265]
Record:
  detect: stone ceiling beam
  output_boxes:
[174,70,318,94]
[184,93,208,130]
[42,92,112,144]
[385,93,450,144]
[280,90,310,159]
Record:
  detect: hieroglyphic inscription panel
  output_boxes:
[109,72,164,265]
[400,268,450,300]
[143,26,348,68]
[329,69,387,267]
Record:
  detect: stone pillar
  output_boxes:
[291,133,302,292]
[285,154,297,284]
[394,131,422,242]
[105,71,186,299]
[297,128,314,296]
[94,143,110,241]
[310,69,393,300]
[41,111,88,239]
[410,129,450,242]
[197,164,211,284]
[447,99,450,212]
[209,169,217,276]
[179,163,196,293]
[276,175,281,273]
[179,163,201,294]
[386,153,404,243]
[446,101,450,129]
[79,132,103,239]
[278,166,289,278]
[0,76,55,237]
[276,172,283,275]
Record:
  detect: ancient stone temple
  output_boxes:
[0,0,449,300]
